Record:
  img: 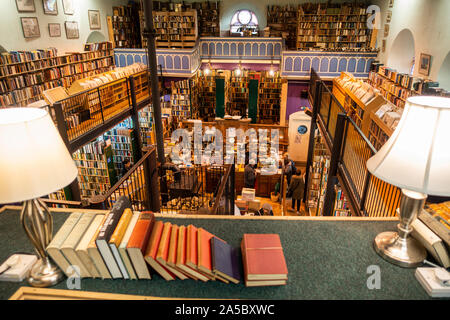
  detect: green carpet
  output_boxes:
[0,209,431,300]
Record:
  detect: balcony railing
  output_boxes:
[307,68,401,217]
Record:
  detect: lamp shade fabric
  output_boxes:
[367,96,450,197]
[0,108,78,203]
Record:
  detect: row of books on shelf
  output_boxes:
[298,36,368,42]
[0,47,57,65]
[300,3,367,15]
[78,168,108,178]
[47,197,289,286]
[298,29,369,36]
[299,15,367,22]
[334,185,350,217]
[335,73,377,106]
[84,41,113,52]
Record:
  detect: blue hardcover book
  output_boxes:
[211,237,241,284]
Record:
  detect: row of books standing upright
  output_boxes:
[0,42,114,108]
[46,196,289,287]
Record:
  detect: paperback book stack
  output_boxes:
[46,196,242,284]
[241,234,288,287]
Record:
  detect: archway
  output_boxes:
[86,31,106,43]
[437,51,450,90]
[387,29,415,74]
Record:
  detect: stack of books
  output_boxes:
[241,234,288,287]
[46,196,242,284]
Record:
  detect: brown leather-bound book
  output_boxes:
[144,220,175,281]
[156,222,188,280]
[176,225,209,282]
[126,212,155,279]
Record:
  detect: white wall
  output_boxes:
[0,0,128,53]
[374,0,450,87]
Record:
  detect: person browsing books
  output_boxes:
[288,168,305,215]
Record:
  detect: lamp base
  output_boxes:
[27,257,64,288]
[373,231,426,268]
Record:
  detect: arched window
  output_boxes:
[230,9,259,36]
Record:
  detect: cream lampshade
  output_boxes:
[0,107,78,203]
[0,107,78,287]
[367,96,450,267]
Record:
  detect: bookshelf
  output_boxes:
[297,3,374,51]
[368,68,420,109]
[0,44,114,108]
[267,5,298,50]
[72,140,118,200]
[333,72,385,135]
[111,4,142,48]
[334,184,351,216]
[192,69,217,122]
[138,105,153,148]
[194,1,220,37]
[103,125,138,178]
[306,132,331,217]
[258,71,283,124]
[227,69,249,118]
[153,10,198,49]
[171,79,191,122]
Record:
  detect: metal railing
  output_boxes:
[52,71,150,147]
[159,164,234,215]
[307,69,401,217]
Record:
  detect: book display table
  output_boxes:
[0,207,430,300]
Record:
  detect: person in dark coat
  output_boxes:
[288,168,305,214]
[244,163,256,188]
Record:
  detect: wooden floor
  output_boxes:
[247,196,308,217]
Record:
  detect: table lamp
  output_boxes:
[367,96,450,267]
[0,108,78,286]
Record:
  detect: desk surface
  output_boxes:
[0,207,430,300]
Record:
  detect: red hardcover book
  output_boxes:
[144,220,175,281]
[241,234,288,284]
[186,225,214,281]
[197,227,217,280]
[156,222,188,280]
[176,225,209,282]
[126,212,155,279]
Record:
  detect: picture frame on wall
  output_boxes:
[382,40,386,53]
[386,10,392,23]
[384,24,390,37]
[88,10,101,30]
[42,0,58,15]
[48,23,61,37]
[62,0,74,15]
[21,17,40,38]
[65,21,79,39]
[418,53,432,76]
[16,0,36,13]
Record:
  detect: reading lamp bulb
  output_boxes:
[269,69,275,77]
[204,67,211,75]
[235,68,242,76]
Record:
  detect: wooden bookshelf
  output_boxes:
[367,68,421,110]
[192,69,217,122]
[267,5,298,50]
[194,1,220,37]
[333,72,385,136]
[0,44,114,108]
[103,125,138,177]
[334,184,351,216]
[258,71,283,124]
[368,111,393,151]
[296,3,374,51]
[112,4,142,48]
[153,10,198,49]
[171,79,191,121]
[227,69,250,118]
[72,140,117,200]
